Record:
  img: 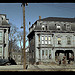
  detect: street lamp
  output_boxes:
[21,3,28,69]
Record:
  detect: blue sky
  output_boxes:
[0,3,75,47]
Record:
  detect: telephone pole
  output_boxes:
[22,3,28,69]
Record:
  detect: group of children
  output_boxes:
[58,55,74,65]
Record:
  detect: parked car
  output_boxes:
[0,57,17,66]
[0,59,10,66]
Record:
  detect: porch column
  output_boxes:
[74,51,75,62]
[4,29,8,59]
[52,49,55,62]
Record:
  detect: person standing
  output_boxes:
[63,56,66,66]
[58,55,61,65]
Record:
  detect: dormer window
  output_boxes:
[34,25,35,28]
[67,37,71,45]
[42,25,45,30]
[1,17,3,20]
[46,26,47,30]
[57,37,61,45]
[57,25,61,30]
[66,25,71,31]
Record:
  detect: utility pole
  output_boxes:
[22,3,28,69]
[22,3,26,69]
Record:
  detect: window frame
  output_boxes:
[49,50,51,59]
[67,37,71,45]
[48,36,51,44]
[41,35,44,44]
[0,31,2,42]
[18,55,21,60]
[42,25,45,30]
[45,36,48,44]
[0,46,3,58]
[56,25,61,30]
[66,25,71,31]
[57,37,61,45]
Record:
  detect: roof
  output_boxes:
[0,14,6,17]
[28,17,75,37]
[37,17,75,22]
[2,20,9,25]
[0,14,10,27]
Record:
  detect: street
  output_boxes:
[0,63,75,71]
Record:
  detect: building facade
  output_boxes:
[27,16,75,64]
[12,46,29,65]
[0,14,10,59]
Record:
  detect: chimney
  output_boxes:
[29,21,31,31]
[39,16,41,20]
[29,21,31,28]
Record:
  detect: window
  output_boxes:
[42,50,44,59]
[48,36,51,44]
[57,38,61,45]
[42,50,44,56]
[42,35,51,45]
[57,25,61,30]
[67,37,71,45]
[38,35,40,42]
[49,50,51,59]
[18,55,21,60]
[45,50,48,59]
[0,32,2,42]
[46,50,48,55]
[46,26,47,30]
[42,25,45,30]
[34,25,35,28]
[42,36,44,40]
[42,36,44,44]
[66,25,71,31]
[39,50,40,59]
[0,46,2,58]
[45,36,47,44]
[1,17,3,20]
[0,47,2,53]
[45,36,47,40]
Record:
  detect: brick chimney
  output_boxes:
[39,16,41,20]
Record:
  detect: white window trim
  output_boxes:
[57,25,61,28]
[48,36,51,44]
[66,24,71,30]
[45,36,48,44]
[41,35,44,44]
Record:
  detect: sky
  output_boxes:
[0,3,75,47]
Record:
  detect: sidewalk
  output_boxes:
[27,63,75,71]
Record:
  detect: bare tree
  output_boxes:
[17,31,23,49]
[8,23,18,58]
